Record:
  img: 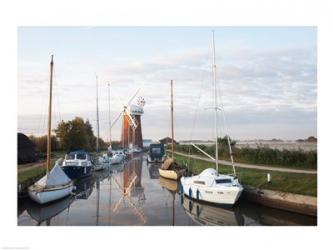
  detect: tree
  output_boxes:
[55,117,96,152]
[217,136,236,147]
[29,135,59,153]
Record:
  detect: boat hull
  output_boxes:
[159,168,185,180]
[94,163,106,171]
[109,156,123,165]
[28,183,74,205]
[62,166,92,179]
[147,155,165,163]
[181,179,243,205]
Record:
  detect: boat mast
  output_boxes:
[170,80,174,159]
[96,75,100,153]
[212,31,219,175]
[108,82,112,149]
[46,55,54,173]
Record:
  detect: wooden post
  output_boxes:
[171,80,174,159]
[46,55,54,173]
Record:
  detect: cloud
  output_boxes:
[18,43,316,140]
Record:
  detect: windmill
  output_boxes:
[110,88,145,149]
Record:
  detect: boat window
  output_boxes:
[66,154,75,160]
[76,153,87,160]
[151,148,161,154]
[216,179,232,184]
[194,180,206,185]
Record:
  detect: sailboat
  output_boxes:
[94,75,107,171]
[28,55,74,204]
[180,31,243,205]
[159,80,186,180]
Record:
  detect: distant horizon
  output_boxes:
[17,113,317,142]
[18,27,317,141]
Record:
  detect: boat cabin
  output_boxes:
[63,150,92,167]
[148,143,165,162]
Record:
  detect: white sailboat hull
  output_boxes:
[180,169,243,205]
[109,156,123,165]
[28,183,74,205]
[181,181,243,205]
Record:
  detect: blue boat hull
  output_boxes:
[62,166,92,179]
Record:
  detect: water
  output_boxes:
[17,153,316,226]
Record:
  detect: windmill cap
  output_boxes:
[130,104,144,115]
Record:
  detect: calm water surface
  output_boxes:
[17,153,317,226]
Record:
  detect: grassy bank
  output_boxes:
[18,156,62,184]
[18,167,45,183]
[174,154,317,197]
[17,150,100,184]
[172,144,317,170]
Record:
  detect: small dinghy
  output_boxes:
[28,55,74,204]
[159,157,186,180]
[158,80,186,180]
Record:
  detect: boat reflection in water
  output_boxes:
[159,176,179,225]
[25,195,74,226]
[93,166,114,225]
[148,163,160,179]
[111,157,146,224]
[74,176,94,200]
[181,195,244,226]
[17,154,316,226]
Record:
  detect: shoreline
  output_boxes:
[242,186,317,217]
[17,170,317,217]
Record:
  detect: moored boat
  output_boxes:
[147,143,166,163]
[158,80,186,180]
[29,164,74,204]
[62,150,93,179]
[159,157,186,180]
[181,168,243,205]
[180,31,243,206]
[28,55,74,204]
[107,147,124,165]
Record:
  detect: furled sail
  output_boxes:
[35,164,72,187]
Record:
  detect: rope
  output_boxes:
[187,41,212,172]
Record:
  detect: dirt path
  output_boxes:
[18,158,60,174]
[172,151,317,174]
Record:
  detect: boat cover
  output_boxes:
[35,164,72,187]
[161,158,174,170]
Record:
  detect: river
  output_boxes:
[17,153,316,226]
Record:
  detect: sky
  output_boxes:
[17,27,317,141]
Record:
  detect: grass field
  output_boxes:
[172,144,317,170]
[174,154,317,197]
[18,166,46,183]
